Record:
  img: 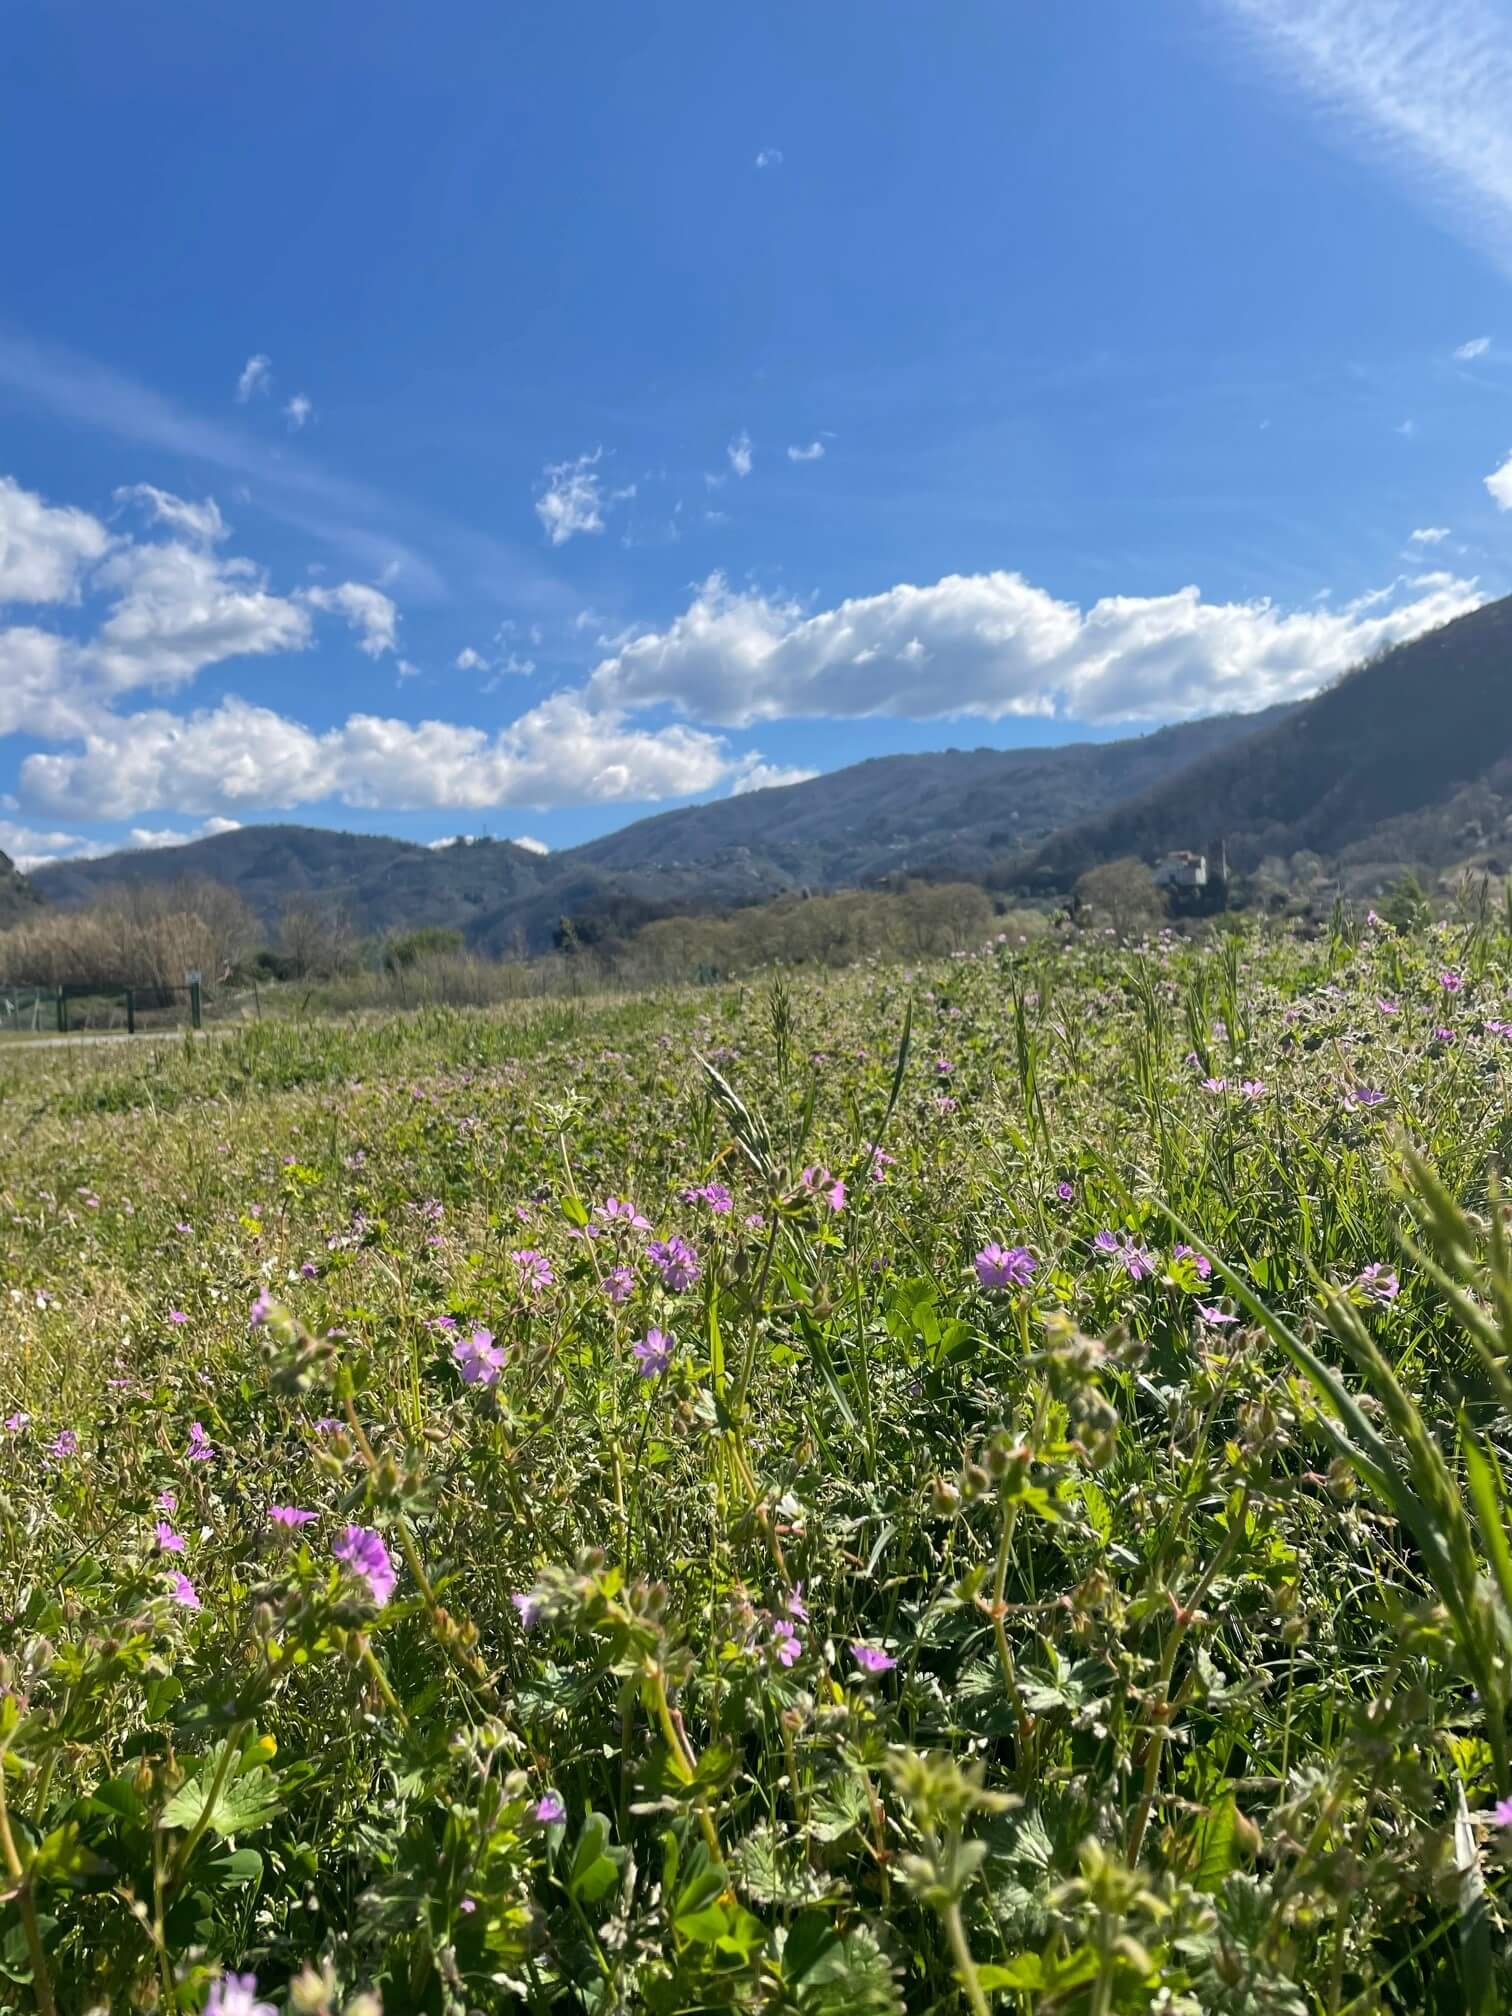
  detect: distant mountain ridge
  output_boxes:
[1026,595,1512,890]
[23,708,1282,951]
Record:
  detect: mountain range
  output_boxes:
[14,706,1278,953]
[8,591,1512,948]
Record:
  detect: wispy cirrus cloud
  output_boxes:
[1217,0,1512,273]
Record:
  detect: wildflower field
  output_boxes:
[5,918,1512,2015]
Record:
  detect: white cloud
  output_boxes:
[299,581,399,657]
[1395,418,1416,437]
[786,441,825,462]
[1220,0,1512,273]
[0,476,111,604]
[754,148,784,168]
[84,540,311,694]
[285,394,313,431]
[235,354,271,403]
[536,449,607,544]
[730,760,818,796]
[1456,335,1492,359]
[589,566,1483,728]
[727,431,753,479]
[511,834,549,853]
[0,629,92,738]
[1485,449,1512,508]
[3,813,241,871]
[455,646,487,671]
[19,692,740,819]
[114,484,228,545]
[1409,525,1451,543]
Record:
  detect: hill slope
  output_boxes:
[25,710,1280,948]
[1026,595,1512,889]
[0,851,38,930]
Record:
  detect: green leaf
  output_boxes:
[1189,1791,1240,1892]
[566,1810,625,1906]
[161,1763,281,1838]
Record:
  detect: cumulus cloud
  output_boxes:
[536,449,606,544]
[235,354,271,402]
[730,760,819,796]
[0,628,94,739]
[0,476,112,603]
[3,813,241,870]
[455,646,487,671]
[727,431,753,479]
[298,581,399,657]
[1456,335,1492,359]
[19,692,740,819]
[285,393,313,430]
[511,834,549,853]
[83,540,311,694]
[589,566,1484,729]
[754,148,784,168]
[786,441,825,463]
[1486,450,1512,508]
[114,484,228,545]
[1409,525,1451,543]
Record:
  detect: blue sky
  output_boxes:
[4,0,1512,866]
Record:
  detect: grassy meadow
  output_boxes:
[4,918,1512,2013]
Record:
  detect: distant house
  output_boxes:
[1152,851,1208,891]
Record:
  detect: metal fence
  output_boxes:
[0,979,204,1035]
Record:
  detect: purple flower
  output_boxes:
[869,1148,896,1184]
[157,1488,177,1512]
[595,1196,651,1231]
[604,1264,635,1305]
[1238,1079,1267,1100]
[168,1309,188,1326]
[205,1974,277,2016]
[647,1236,700,1292]
[1376,997,1398,1016]
[1172,1244,1213,1281]
[1197,1304,1239,1327]
[155,1521,186,1554]
[249,1289,273,1328]
[533,1792,566,1824]
[313,1416,342,1435]
[1440,969,1463,994]
[168,1571,201,1611]
[4,1412,28,1435]
[1356,1263,1400,1304]
[934,1094,958,1115]
[1433,1025,1457,1045]
[333,1526,397,1606]
[268,1505,316,1528]
[799,1167,846,1212]
[299,1261,319,1279]
[773,1626,802,1666]
[185,1421,214,1463]
[1202,1076,1229,1095]
[1490,1797,1512,1827]
[681,1182,734,1214]
[453,1327,505,1387]
[1349,1085,1388,1108]
[511,1590,543,1629]
[1094,1232,1155,1281]
[974,1243,1038,1291]
[50,1429,78,1460]
[510,1248,555,1294]
[850,1643,897,1675]
[633,1327,674,1378]
[785,1583,809,1622]
[1055,1181,1075,1203]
